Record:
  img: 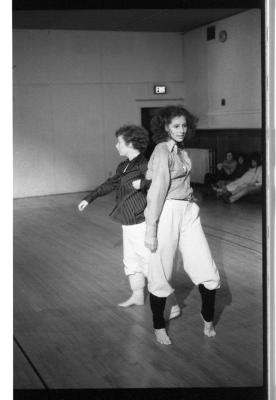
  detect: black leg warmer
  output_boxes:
[198,284,216,322]
[149,293,167,329]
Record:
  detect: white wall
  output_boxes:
[13,30,185,198]
[13,10,262,198]
[182,9,262,129]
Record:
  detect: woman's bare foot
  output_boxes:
[118,293,144,307]
[154,328,172,345]
[202,318,216,337]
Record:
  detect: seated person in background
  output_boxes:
[204,151,237,187]
[231,153,248,179]
[215,153,248,188]
[214,153,262,203]
[217,150,237,180]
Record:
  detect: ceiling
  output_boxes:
[13,8,250,32]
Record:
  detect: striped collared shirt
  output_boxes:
[83,153,148,225]
[144,139,193,231]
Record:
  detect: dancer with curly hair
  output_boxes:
[78,125,151,307]
[140,105,221,345]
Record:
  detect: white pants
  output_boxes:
[148,200,221,297]
[122,222,150,277]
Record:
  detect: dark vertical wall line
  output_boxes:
[261,0,268,397]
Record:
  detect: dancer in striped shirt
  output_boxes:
[78,125,151,307]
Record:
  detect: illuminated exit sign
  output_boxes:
[154,85,167,94]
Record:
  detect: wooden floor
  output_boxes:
[13,190,264,391]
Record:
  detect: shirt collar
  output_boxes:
[128,152,143,164]
[166,139,177,153]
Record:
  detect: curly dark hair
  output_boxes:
[150,105,198,147]
[115,124,149,153]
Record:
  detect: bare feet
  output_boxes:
[118,294,144,307]
[154,328,172,345]
[202,318,216,337]
[168,305,181,320]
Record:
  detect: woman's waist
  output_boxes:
[166,184,193,200]
[146,169,190,181]
[166,191,194,202]
[114,189,147,212]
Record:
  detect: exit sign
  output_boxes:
[154,85,167,94]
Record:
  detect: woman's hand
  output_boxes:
[145,236,158,252]
[78,200,89,212]
[132,179,141,190]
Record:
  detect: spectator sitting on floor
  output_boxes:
[232,153,249,179]
[204,151,237,187]
[215,153,248,189]
[214,153,262,203]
